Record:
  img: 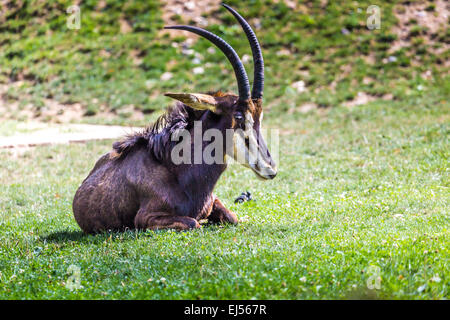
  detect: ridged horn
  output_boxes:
[164,25,251,101]
[222,3,264,99]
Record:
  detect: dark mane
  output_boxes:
[112,102,206,162]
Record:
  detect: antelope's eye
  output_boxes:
[234,112,244,123]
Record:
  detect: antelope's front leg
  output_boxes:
[208,198,238,225]
[134,209,200,231]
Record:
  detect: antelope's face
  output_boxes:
[165,4,277,180]
[228,97,277,180]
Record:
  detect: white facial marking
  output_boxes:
[227,111,273,179]
[244,111,254,137]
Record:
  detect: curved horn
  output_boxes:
[222,3,264,99]
[164,25,250,101]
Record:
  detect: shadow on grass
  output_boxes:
[41,230,88,243]
[41,224,232,244]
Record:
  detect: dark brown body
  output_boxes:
[73,4,277,233]
[73,105,238,233]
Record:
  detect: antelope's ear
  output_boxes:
[164,93,220,113]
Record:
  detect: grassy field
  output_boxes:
[0,91,448,299]
[0,0,449,299]
[1,0,448,122]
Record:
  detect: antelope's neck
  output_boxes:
[171,112,231,216]
[183,162,227,196]
[176,162,227,217]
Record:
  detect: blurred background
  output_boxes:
[0,0,448,126]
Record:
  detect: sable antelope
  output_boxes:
[72,4,277,233]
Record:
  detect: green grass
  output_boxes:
[1,0,448,122]
[0,0,448,299]
[0,91,448,299]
